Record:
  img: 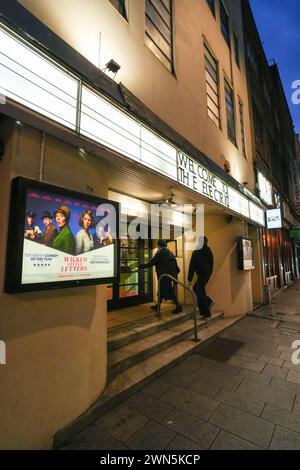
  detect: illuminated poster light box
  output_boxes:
[5,177,119,293]
[266,208,282,229]
[237,237,255,271]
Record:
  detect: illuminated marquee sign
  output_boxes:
[257,171,273,206]
[177,151,229,208]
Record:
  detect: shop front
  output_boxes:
[256,168,297,294]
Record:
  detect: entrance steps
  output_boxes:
[54,307,245,448]
[107,310,223,380]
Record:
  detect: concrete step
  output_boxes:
[53,313,245,449]
[108,312,224,380]
[108,308,195,352]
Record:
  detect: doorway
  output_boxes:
[108,230,153,310]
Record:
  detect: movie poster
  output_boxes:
[21,186,116,285]
[242,239,254,270]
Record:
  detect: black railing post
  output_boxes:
[157,274,200,342]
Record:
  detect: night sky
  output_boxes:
[249,0,300,134]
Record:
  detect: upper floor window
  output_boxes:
[233,31,240,67]
[246,37,259,78]
[206,0,215,16]
[252,102,264,157]
[220,1,230,47]
[145,0,174,73]
[108,0,128,20]
[225,78,236,145]
[204,43,220,128]
[239,99,246,158]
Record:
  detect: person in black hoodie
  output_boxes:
[139,240,183,314]
[188,236,214,318]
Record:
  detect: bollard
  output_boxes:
[264,284,271,305]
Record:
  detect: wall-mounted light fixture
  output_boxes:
[102,59,121,80]
[224,160,231,174]
[225,215,234,224]
[78,147,87,159]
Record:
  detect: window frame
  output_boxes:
[145,0,175,74]
[233,29,240,68]
[206,0,216,17]
[107,0,128,21]
[224,76,237,146]
[238,98,247,158]
[204,40,221,129]
[220,0,230,47]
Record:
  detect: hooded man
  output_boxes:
[139,240,183,315]
[188,236,214,318]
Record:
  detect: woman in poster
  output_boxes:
[75,210,95,255]
[52,205,75,255]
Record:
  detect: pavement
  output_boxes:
[61,282,300,450]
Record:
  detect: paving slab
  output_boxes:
[270,425,300,450]
[238,369,272,385]
[142,378,172,399]
[159,384,220,421]
[124,391,174,421]
[192,366,243,392]
[69,425,128,450]
[287,370,300,385]
[161,408,219,449]
[270,377,300,395]
[210,430,263,450]
[263,364,289,380]
[209,404,275,448]
[94,404,148,441]
[228,355,266,373]
[259,355,284,367]
[236,379,295,411]
[214,388,265,417]
[187,378,221,398]
[165,434,205,450]
[125,420,175,450]
[262,404,300,434]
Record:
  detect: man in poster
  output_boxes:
[39,211,58,247]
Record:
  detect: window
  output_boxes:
[204,43,220,127]
[220,1,230,46]
[239,100,246,157]
[246,37,259,78]
[225,78,236,144]
[108,0,128,20]
[145,0,174,73]
[206,0,215,16]
[233,31,240,67]
[253,103,264,157]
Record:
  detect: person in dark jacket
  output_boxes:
[188,236,214,318]
[139,240,183,315]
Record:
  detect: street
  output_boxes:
[62,282,300,450]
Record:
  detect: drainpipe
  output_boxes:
[38,132,46,182]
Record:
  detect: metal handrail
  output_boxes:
[157,274,200,342]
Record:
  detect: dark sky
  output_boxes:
[249,0,300,134]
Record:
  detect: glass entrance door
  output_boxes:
[108,231,153,310]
